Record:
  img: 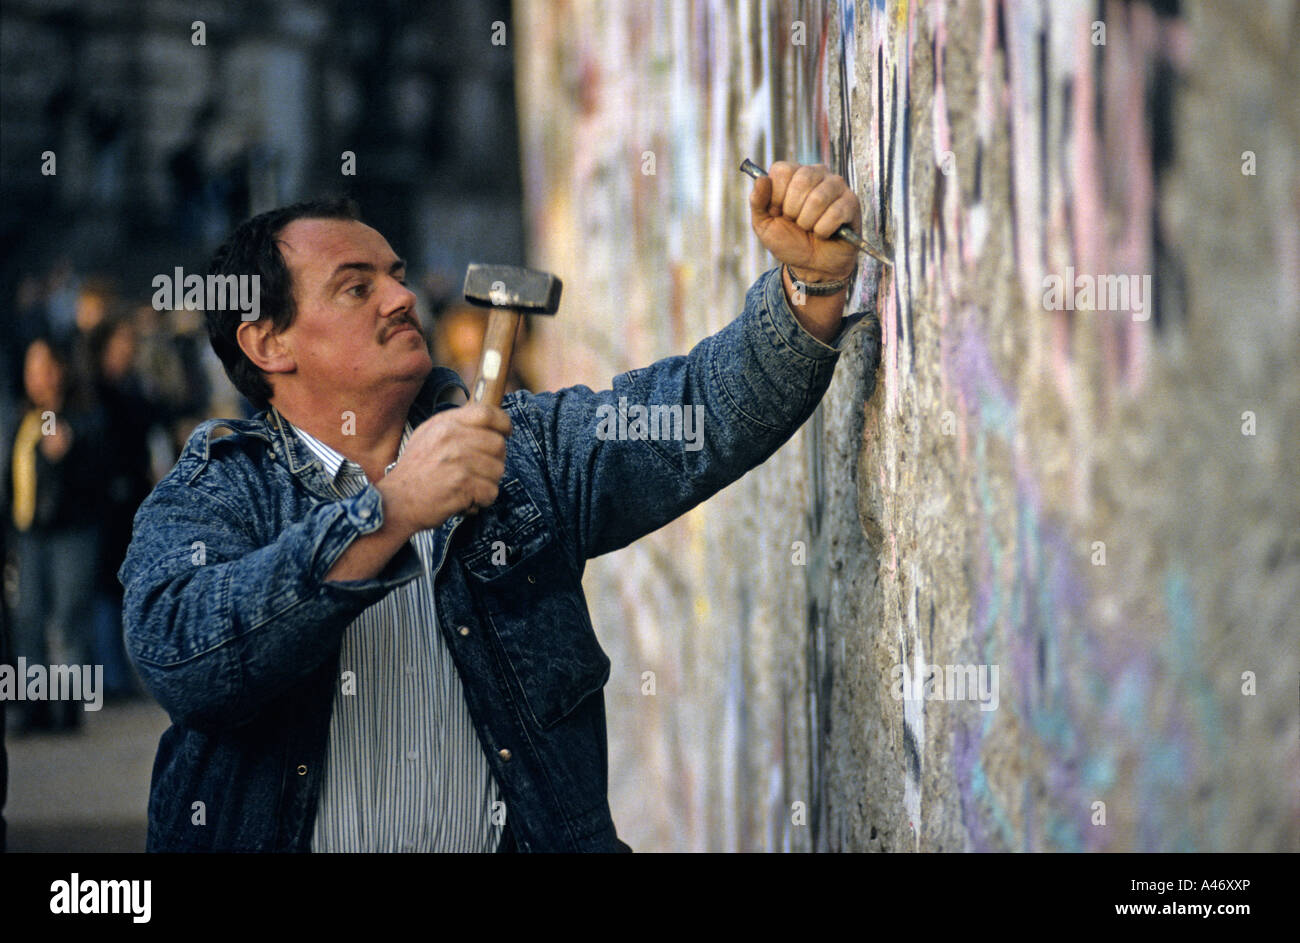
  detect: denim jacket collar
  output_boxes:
[191,365,467,500]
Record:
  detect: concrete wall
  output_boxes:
[515,0,1299,852]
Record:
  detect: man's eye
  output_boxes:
[347,283,371,297]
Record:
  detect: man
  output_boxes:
[120,161,867,852]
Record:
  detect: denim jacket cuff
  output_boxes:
[762,265,871,354]
[314,485,422,592]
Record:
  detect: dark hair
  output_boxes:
[205,198,361,409]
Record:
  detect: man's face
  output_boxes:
[272,217,432,405]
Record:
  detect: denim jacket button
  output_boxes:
[526,574,536,584]
[458,625,470,637]
[498,748,512,762]
[296,765,308,776]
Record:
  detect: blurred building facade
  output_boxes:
[1,0,525,407]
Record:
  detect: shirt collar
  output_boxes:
[286,419,412,482]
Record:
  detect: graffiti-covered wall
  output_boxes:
[513,0,1300,852]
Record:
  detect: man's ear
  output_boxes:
[236,319,296,376]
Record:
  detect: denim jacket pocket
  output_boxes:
[461,482,611,730]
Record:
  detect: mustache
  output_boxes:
[383,316,424,341]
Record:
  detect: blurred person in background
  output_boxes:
[5,336,107,733]
[88,316,158,700]
[73,283,109,336]
[131,303,213,450]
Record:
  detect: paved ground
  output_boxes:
[4,699,170,852]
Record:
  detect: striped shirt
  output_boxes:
[289,420,504,852]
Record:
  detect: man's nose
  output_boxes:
[382,278,418,316]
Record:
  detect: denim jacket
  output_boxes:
[120,267,863,852]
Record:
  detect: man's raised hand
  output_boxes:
[748,161,861,282]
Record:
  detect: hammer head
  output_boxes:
[463,264,561,315]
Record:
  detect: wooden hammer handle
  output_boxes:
[471,308,520,406]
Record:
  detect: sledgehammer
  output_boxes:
[462,263,562,406]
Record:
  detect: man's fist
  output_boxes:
[376,402,512,536]
[748,161,861,282]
